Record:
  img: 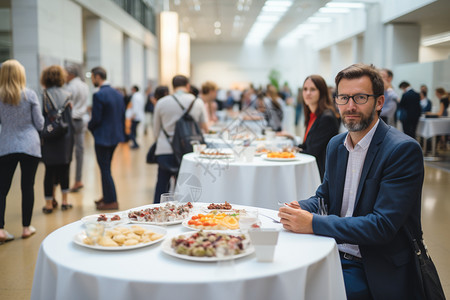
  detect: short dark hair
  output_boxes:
[335,63,384,97]
[382,68,393,78]
[172,75,189,89]
[91,66,107,80]
[190,85,199,97]
[132,85,139,92]
[154,85,169,100]
[399,81,410,89]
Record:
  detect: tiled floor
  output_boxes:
[0,133,448,299]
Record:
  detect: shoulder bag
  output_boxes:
[41,90,70,141]
[404,226,445,300]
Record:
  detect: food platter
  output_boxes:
[161,231,255,262]
[73,224,167,251]
[81,213,129,227]
[127,202,193,225]
[181,219,239,231]
[261,154,300,162]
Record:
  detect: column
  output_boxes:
[11,0,39,91]
[363,2,383,67]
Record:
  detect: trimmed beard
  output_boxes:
[342,105,377,132]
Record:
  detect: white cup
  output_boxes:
[265,130,275,141]
[234,146,245,162]
[244,146,256,162]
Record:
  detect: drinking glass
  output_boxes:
[239,209,260,233]
[160,193,181,205]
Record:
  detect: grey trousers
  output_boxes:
[72,119,87,182]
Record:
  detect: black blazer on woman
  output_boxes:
[299,109,339,180]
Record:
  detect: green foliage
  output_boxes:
[268,69,281,89]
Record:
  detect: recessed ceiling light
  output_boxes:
[214,28,222,35]
[326,2,364,9]
[319,7,351,14]
[214,21,221,28]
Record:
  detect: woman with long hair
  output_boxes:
[298,75,339,180]
[0,59,44,241]
[40,65,74,214]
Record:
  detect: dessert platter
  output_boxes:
[73,224,167,251]
[127,202,193,225]
[161,230,255,261]
[183,208,243,231]
[262,152,300,162]
[198,149,234,159]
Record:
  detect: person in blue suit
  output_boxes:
[279,64,427,299]
[88,66,125,210]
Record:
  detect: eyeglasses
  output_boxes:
[335,93,379,105]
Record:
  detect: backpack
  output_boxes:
[41,90,70,141]
[165,95,205,165]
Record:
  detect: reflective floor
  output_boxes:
[0,133,448,299]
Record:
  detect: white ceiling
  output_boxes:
[162,0,450,46]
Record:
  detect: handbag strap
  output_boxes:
[403,225,428,259]
[44,90,70,114]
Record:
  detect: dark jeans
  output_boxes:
[154,154,179,204]
[95,144,118,204]
[0,153,40,228]
[340,255,373,300]
[44,164,70,199]
[130,120,140,147]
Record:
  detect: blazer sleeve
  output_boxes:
[312,139,424,245]
[88,93,102,132]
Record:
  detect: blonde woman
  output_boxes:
[0,59,44,242]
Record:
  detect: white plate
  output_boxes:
[73,224,167,251]
[261,154,300,162]
[181,219,239,231]
[161,231,255,262]
[198,154,234,159]
[126,203,192,225]
[81,213,129,227]
[129,219,184,226]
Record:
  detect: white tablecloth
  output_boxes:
[31,204,346,300]
[416,117,450,139]
[176,153,321,210]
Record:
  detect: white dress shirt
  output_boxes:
[338,119,380,258]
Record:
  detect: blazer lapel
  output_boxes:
[334,143,348,214]
[354,121,389,211]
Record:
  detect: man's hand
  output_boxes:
[278,205,314,234]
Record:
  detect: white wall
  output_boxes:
[38,0,83,64]
[191,42,312,91]
[419,46,450,63]
[393,57,450,112]
[380,0,437,23]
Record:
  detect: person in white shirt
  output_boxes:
[128,85,145,149]
[65,66,89,192]
[153,75,207,203]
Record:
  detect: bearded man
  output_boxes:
[279,64,428,300]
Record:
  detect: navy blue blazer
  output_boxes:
[88,84,125,146]
[299,120,425,300]
[299,109,339,180]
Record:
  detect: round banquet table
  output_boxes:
[31,204,346,300]
[175,153,321,210]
